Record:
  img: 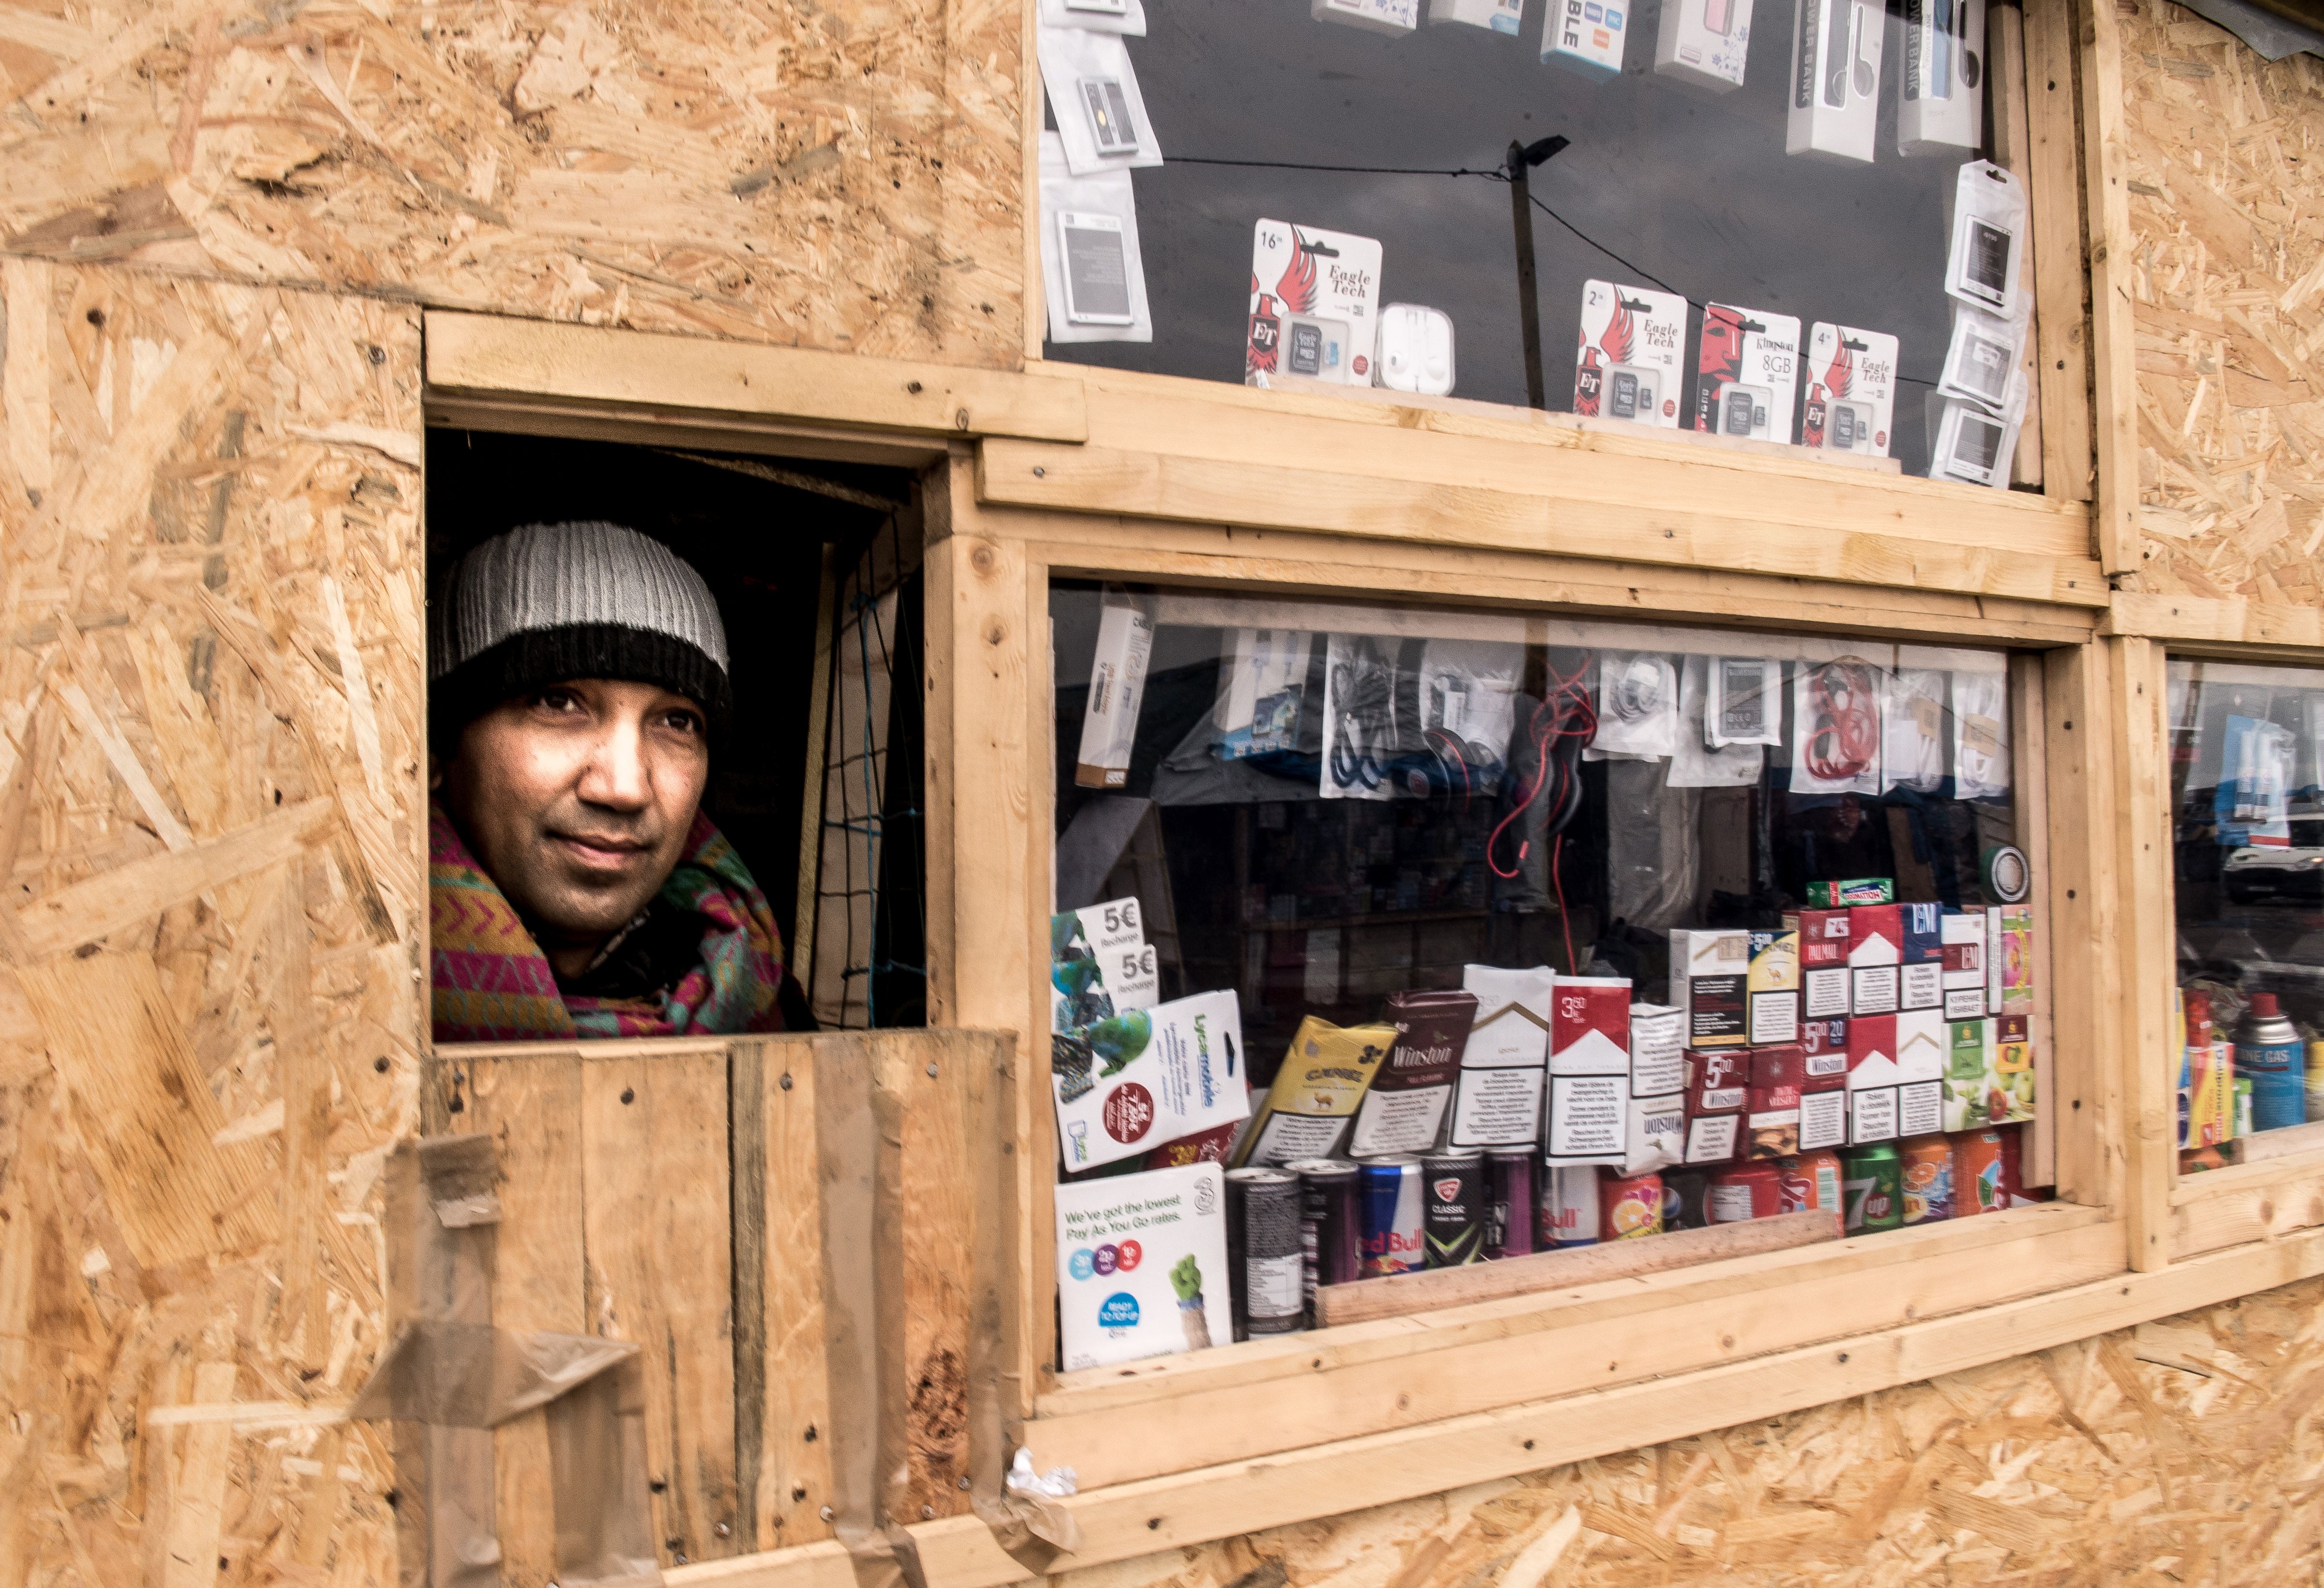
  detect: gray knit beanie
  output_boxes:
[428,521,731,747]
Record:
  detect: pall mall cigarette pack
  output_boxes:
[1670,928,1750,1048]
[1786,0,1882,163]
[1693,304,1802,441]
[1347,989,1476,1156]
[1055,1163,1234,1370]
[1575,281,1687,428]
[1788,905,1851,1019]
[1055,990,1251,1171]
[1897,0,1986,155]
[1656,0,1755,92]
[1543,0,1630,77]
[1246,220,1385,387]
[1801,323,1899,458]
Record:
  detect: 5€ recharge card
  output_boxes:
[1055,1163,1234,1370]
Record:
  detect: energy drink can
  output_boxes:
[1899,1135,1953,1224]
[1662,1168,1711,1230]
[1422,1153,1485,1268]
[1287,1159,1361,1316]
[1780,1149,1843,1214]
[1483,1149,1536,1259]
[1601,1171,1665,1240]
[1709,1162,1781,1222]
[1359,1158,1425,1276]
[1950,1128,2005,1217]
[1226,1167,1306,1336]
[1539,1164,1601,1249]
[1841,1142,1904,1232]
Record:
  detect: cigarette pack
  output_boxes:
[1685,1048,1749,1114]
[1848,903,1902,1015]
[1550,976,1633,1075]
[1656,0,1755,92]
[1630,1002,1687,1097]
[1898,1080,1944,1136]
[1747,1049,1804,1158]
[1237,1016,1396,1166]
[1693,304,1801,439]
[1075,591,1154,788]
[1347,989,1476,1156]
[1941,909,1987,1020]
[1799,1082,1849,1151]
[1847,1012,1898,1090]
[1999,906,2034,1015]
[1786,0,1881,163]
[1807,878,1895,907]
[1849,1085,1898,1144]
[1575,281,1686,427]
[1055,1164,1233,1370]
[1683,1112,1742,1164]
[1246,220,1385,387]
[1992,1012,2036,1123]
[1055,990,1252,1171]
[1896,1007,1947,1084]
[1747,930,1801,1045]
[1942,1017,1996,1131]
[1801,324,1899,458]
[1900,902,1944,1010]
[1625,1092,1686,1174]
[1801,1015,1850,1083]
[1671,928,1751,1047]
[1430,0,1524,29]
[1314,0,1418,32]
[1546,1074,1629,1165]
[1450,965,1554,1150]
[1897,0,1985,154]
[1544,0,1630,77]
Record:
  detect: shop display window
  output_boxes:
[2168,657,2324,1169]
[1034,0,2037,481]
[1047,580,2043,1369]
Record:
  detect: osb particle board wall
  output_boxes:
[1061,1278,2324,1588]
[2122,2,2324,602]
[0,259,421,1585]
[0,0,1023,367]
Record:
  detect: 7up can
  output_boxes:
[1841,1142,1903,1234]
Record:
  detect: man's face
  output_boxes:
[435,679,711,960]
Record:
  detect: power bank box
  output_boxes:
[1431,0,1524,30]
[1693,304,1801,440]
[1544,0,1630,76]
[1575,280,1687,427]
[1246,220,1385,387]
[1802,322,1899,458]
[1074,590,1154,788]
[1671,928,1751,1047]
[1898,0,1986,155]
[1315,0,1418,32]
[1786,0,1881,163]
[1656,0,1754,90]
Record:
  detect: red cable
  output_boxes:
[1804,660,1880,783]
[1551,834,1575,973]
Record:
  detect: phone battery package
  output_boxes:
[1657,0,1754,91]
[1929,394,2023,489]
[1247,220,1386,387]
[1544,0,1630,78]
[1898,0,1985,154]
[1946,162,2028,317]
[1694,304,1801,442]
[1315,0,1419,32]
[1041,0,1148,33]
[1802,322,1899,458]
[1039,134,1153,346]
[1938,305,2023,412]
[1787,0,1881,163]
[1431,0,1525,31]
[1214,629,1313,759]
[1575,281,1686,427]
[1038,25,1162,175]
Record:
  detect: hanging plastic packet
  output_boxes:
[1414,639,1521,797]
[1937,303,2025,413]
[1927,384,2027,490]
[1670,655,1763,788]
[2218,715,2294,843]
[1320,633,1402,801]
[1943,161,2027,318]
[1040,0,1147,34]
[1214,629,1313,760]
[1038,24,1163,176]
[1705,654,1783,748]
[1952,667,2010,800]
[1881,669,1948,794]
[1791,657,1882,795]
[1039,133,1153,345]
[1247,220,1386,388]
[1589,652,1679,760]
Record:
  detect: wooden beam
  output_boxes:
[2042,641,2121,1211]
[423,311,1088,443]
[979,442,2110,609]
[1988,1,2046,490]
[2172,1153,2324,1259]
[2024,0,2097,505]
[2108,637,2175,1271]
[2105,591,2324,653]
[2076,0,2142,573]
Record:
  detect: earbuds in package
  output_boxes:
[1375,304,1455,396]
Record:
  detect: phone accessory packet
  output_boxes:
[1040,134,1153,344]
[1039,24,1162,174]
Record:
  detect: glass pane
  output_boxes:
[2168,657,2324,1169]
[1048,580,2041,1366]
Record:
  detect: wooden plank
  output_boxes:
[2024,0,2096,505]
[1987,1,2046,490]
[580,1050,744,1568]
[1315,1210,1840,1328]
[2109,637,2174,1269]
[2233,1121,2324,1167]
[2011,657,2060,1189]
[459,1048,587,1588]
[2077,0,2142,573]
[2106,591,2324,652]
[424,312,1088,444]
[979,442,2112,609]
[2042,641,2119,1210]
[2171,1154,2324,1258]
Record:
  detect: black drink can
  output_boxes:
[1483,1148,1536,1259]
[1287,1159,1361,1321]
[1662,1168,1712,1232]
[1421,1152,1485,1268]
[1226,1166,1307,1336]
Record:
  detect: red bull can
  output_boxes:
[1483,1149,1536,1259]
[1359,1158,1424,1276]
[1538,1164,1601,1249]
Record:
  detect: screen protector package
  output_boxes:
[1040,134,1152,344]
[1671,656,1764,788]
[1881,668,1948,794]
[1706,654,1784,748]
[1039,24,1162,175]
[1944,161,2027,317]
[1792,657,1883,796]
[1590,652,1680,759]
[1040,0,1147,34]
[1937,303,2025,412]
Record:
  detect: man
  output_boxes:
[428,520,786,1041]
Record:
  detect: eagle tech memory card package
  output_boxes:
[1787,0,1882,163]
[1801,322,1898,458]
[1246,220,1386,388]
[1574,281,1686,428]
[1693,304,1802,443]
[1656,0,1754,92]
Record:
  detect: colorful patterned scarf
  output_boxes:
[430,800,785,1041]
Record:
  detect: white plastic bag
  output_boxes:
[1881,668,1947,794]
[1670,656,1764,788]
[1038,25,1163,175]
[1953,667,2011,799]
[1039,0,1147,35]
[1944,160,2027,318]
[1590,652,1679,760]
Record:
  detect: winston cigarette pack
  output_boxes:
[1347,989,1476,1156]
[1055,1164,1233,1370]
[1246,221,1385,387]
[1055,990,1250,1171]
[1787,0,1882,162]
[1237,1016,1393,1166]
[1801,323,1899,458]
[1575,281,1686,427]
[1693,304,1801,441]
